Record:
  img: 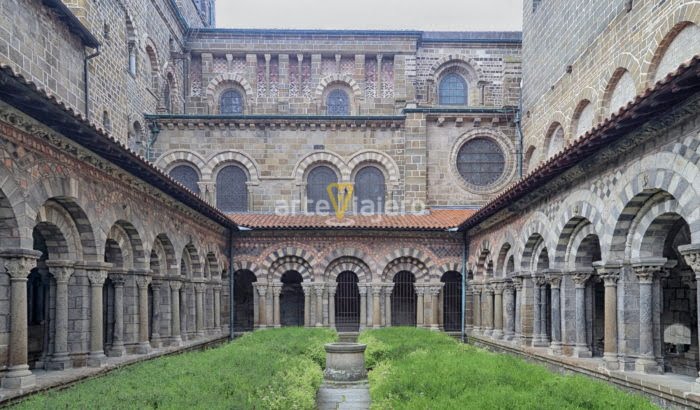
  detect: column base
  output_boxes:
[135,342,151,354]
[573,345,592,358]
[430,325,440,331]
[47,353,73,370]
[1,366,36,389]
[107,343,126,357]
[635,356,662,374]
[492,329,503,339]
[691,376,700,393]
[531,336,549,347]
[195,331,206,338]
[274,325,281,328]
[87,352,108,367]
[503,332,514,341]
[548,342,563,355]
[150,338,162,349]
[603,353,619,370]
[373,325,381,329]
[169,336,183,347]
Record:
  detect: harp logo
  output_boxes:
[327,183,354,220]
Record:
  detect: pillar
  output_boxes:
[170,281,182,346]
[384,284,393,326]
[213,284,222,332]
[594,261,620,370]
[465,288,473,331]
[252,283,259,328]
[194,282,205,337]
[256,284,267,329]
[329,286,336,330]
[632,259,666,373]
[483,285,494,336]
[429,286,440,331]
[513,277,523,343]
[272,285,281,327]
[179,285,188,341]
[136,275,152,353]
[107,271,126,356]
[150,280,163,347]
[531,276,543,347]
[46,260,75,369]
[572,272,592,358]
[372,286,382,329]
[503,281,515,341]
[416,286,425,327]
[547,273,562,355]
[492,283,503,339]
[302,284,311,327]
[315,285,324,327]
[0,249,41,389]
[86,262,110,367]
[679,244,700,391]
[438,286,444,330]
[359,286,367,330]
[473,284,481,333]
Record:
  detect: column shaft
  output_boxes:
[573,273,592,357]
[359,287,367,330]
[170,283,182,345]
[137,277,152,353]
[87,268,108,367]
[195,284,205,337]
[493,287,503,339]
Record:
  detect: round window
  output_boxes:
[456,137,505,187]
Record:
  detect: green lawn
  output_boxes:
[359,328,656,410]
[12,328,336,410]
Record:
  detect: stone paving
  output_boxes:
[317,382,371,410]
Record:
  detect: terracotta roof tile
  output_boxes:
[229,209,476,231]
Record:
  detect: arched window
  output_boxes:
[456,137,505,187]
[327,89,350,115]
[354,166,385,214]
[439,73,468,105]
[169,164,200,194]
[306,166,338,213]
[220,89,243,114]
[216,165,248,212]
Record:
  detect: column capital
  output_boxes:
[136,275,152,289]
[169,280,182,291]
[429,285,442,295]
[314,285,325,296]
[631,258,668,283]
[544,271,562,289]
[569,269,594,287]
[302,283,312,292]
[679,244,700,276]
[255,283,268,296]
[0,249,42,279]
[415,285,426,296]
[511,276,523,290]
[194,282,207,292]
[383,283,394,293]
[491,281,504,294]
[371,285,383,296]
[46,260,75,283]
[272,284,282,296]
[358,285,368,296]
[532,274,547,287]
[84,262,111,286]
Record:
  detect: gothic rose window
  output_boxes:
[456,137,505,187]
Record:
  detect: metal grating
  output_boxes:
[335,271,360,332]
[280,271,304,326]
[391,271,417,326]
[216,165,248,212]
[220,89,243,114]
[442,271,462,331]
[457,137,505,187]
[355,166,385,213]
[438,73,467,105]
[169,165,200,195]
[327,89,350,115]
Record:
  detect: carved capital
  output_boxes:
[512,276,523,290]
[632,258,667,284]
[383,284,394,293]
[170,281,182,291]
[571,273,591,287]
[314,285,325,296]
[256,284,268,297]
[679,244,700,275]
[136,275,152,289]
[358,285,368,296]
[371,286,383,296]
[272,285,282,296]
[46,260,75,283]
[533,275,547,287]
[1,249,41,279]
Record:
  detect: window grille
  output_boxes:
[354,166,385,214]
[169,165,200,194]
[391,271,417,326]
[439,73,468,105]
[456,137,505,187]
[216,165,248,212]
[327,89,350,115]
[307,166,338,213]
[220,89,243,114]
[280,271,304,326]
[335,271,360,332]
[442,271,462,331]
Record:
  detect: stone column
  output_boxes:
[0,249,41,389]
[329,286,336,329]
[483,285,494,336]
[513,277,523,343]
[473,284,481,333]
[416,286,425,327]
[256,284,267,329]
[632,259,666,373]
[213,284,222,332]
[547,273,562,355]
[150,280,163,347]
[531,275,543,346]
[315,285,324,327]
[503,281,515,341]
[272,285,281,327]
[46,260,75,369]
[493,283,504,339]
[194,282,205,338]
[179,285,188,341]
[572,272,592,357]
[465,288,473,331]
[594,262,620,370]
[170,281,182,346]
[430,286,440,331]
[372,286,382,329]
[107,271,127,356]
[86,262,110,367]
[384,284,393,326]
[359,285,368,330]
[302,284,311,327]
[135,275,152,353]
[252,284,259,328]
[679,244,700,392]
[438,287,444,330]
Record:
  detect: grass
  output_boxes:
[12,328,336,410]
[359,327,656,410]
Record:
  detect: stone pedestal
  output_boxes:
[323,343,367,383]
[46,260,75,369]
[1,249,41,389]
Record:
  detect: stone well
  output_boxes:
[323,342,367,382]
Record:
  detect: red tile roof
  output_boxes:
[229,209,476,231]
[458,55,700,231]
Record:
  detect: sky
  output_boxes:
[214,0,523,31]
